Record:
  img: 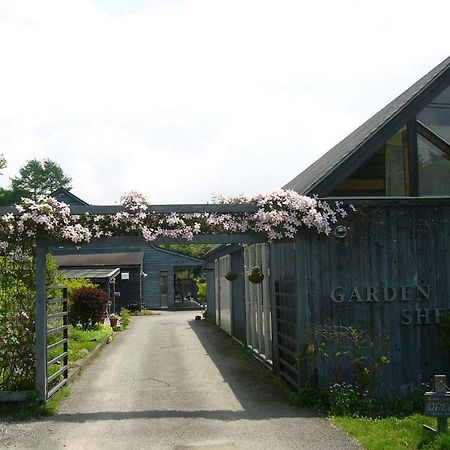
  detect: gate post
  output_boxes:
[35,239,48,401]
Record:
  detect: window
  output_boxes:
[417,85,450,144]
[418,135,450,195]
[330,127,407,197]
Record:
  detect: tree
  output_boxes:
[10,158,72,201]
[0,154,6,174]
[159,244,214,258]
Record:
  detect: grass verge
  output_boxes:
[66,324,113,365]
[1,324,114,421]
[333,414,450,449]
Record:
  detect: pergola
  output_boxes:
[1,202,267,400]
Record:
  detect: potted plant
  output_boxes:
[247,266,264,284]
[109,313,119,327]
[224,271,238,281]
[197,276,206,284]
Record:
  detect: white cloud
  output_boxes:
[0,0,448,203]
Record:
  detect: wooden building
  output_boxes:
[51,189,203,310]
[207,56,450,393]
[54,252,143,312]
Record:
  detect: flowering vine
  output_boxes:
[0,190,351,250]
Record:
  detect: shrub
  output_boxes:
[58,277,97,299]
[197,281,207,303]
[119,309,131,329]
[326,382,379,417]
[0,252,59,391]
[296,382,426,418]
[69,287,109,329]
[310,324,390,391]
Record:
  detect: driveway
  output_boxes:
[0,311,360,449]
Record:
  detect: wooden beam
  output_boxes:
[338,179,385,191]
[35,238,48,401]
[417,120,450,157]
[407,119,419,196]
[0,203,260,216]
[53,233,267,250]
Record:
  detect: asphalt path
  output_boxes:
[1,311,360,449]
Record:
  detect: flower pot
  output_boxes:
[248,273,264,284]
[225,272,238,281]
[110,317,119,327]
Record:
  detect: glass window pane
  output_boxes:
[418,135,450,195]
[417,85,450,144]
[330,128,407,196]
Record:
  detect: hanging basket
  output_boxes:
[224,271,238,281]
[247,273,264,284]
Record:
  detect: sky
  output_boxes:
[0,0,448,205]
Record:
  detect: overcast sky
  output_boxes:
[0,0,448,205]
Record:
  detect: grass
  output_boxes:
[133,308,159,316]
[1,324,114,421]
[333,414,450,449]
[0,387,70,421]
[66,324,113,365]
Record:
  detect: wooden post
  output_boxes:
[424,374,450,434]
[435,375,448,434]
[35,239,48,401]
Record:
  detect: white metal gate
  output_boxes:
[244,244,272,363]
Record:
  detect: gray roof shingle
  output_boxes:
[54,252,144,267]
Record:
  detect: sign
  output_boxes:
[424,394,450,417]
[424,375,450,434]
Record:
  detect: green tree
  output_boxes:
[159,244,214,258]
[0,154,12,206]
[10,158,72,201]
[0,154,6,174]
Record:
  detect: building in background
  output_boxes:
[51,189,203,310]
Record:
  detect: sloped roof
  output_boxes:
[51,188,90,206]
[284,56,450,196]
[54,252,144,267]
[59,267,120,279]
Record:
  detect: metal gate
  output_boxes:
[38,284,69,401]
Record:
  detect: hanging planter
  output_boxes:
[247,266,264,284]
[224,271,238,281]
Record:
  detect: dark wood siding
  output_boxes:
[296,202,450,392]
[141,247,202,308]
[115,267,142,310]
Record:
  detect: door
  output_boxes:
[216,255,232,335]
[160,271,168,308]
[244,244,272,362]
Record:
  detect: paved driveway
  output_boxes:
[1,312,360,449]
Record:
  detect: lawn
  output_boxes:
[66,324,113,366]
[333,415,450,449]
